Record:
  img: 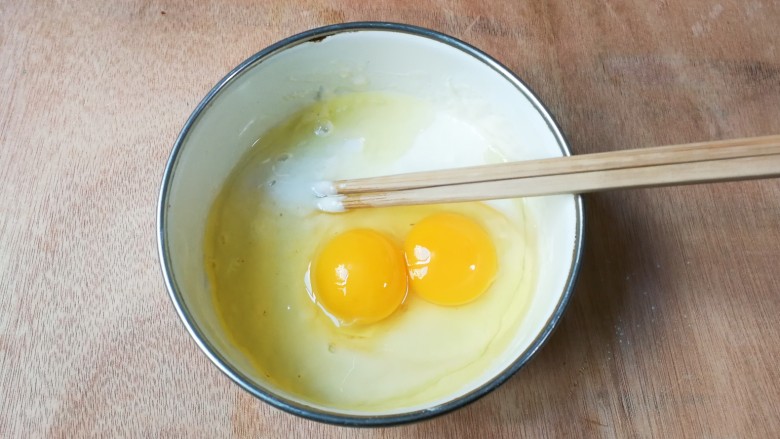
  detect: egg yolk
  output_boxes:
[311,229,408,325]
[404,213,498,306]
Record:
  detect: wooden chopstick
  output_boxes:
[317,135,780,211]
[331,134,780,195]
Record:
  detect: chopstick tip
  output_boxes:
[316,195,346,213]
[312,180,337,197]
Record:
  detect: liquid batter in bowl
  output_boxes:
[204,91,538,411]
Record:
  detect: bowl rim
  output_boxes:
[157,21,585,427]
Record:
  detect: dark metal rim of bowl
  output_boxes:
[157,21,585,428]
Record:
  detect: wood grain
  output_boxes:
[1,0,779,437]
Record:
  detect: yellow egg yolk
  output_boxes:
[404,213,498,306]
[311,229,408,325]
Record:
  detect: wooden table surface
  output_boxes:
[2,1,779,437]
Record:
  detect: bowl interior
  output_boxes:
[160,26,580,420]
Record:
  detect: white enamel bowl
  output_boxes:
[158,22,584,426]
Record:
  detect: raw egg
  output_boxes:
[405,213,497,306]
[204,91,537,411]
[309,229,407,325]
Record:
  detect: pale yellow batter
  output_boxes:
[204,92,538,411]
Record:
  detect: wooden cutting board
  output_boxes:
[1,0,778,437]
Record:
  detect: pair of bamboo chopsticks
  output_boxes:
[315,135,780,212]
